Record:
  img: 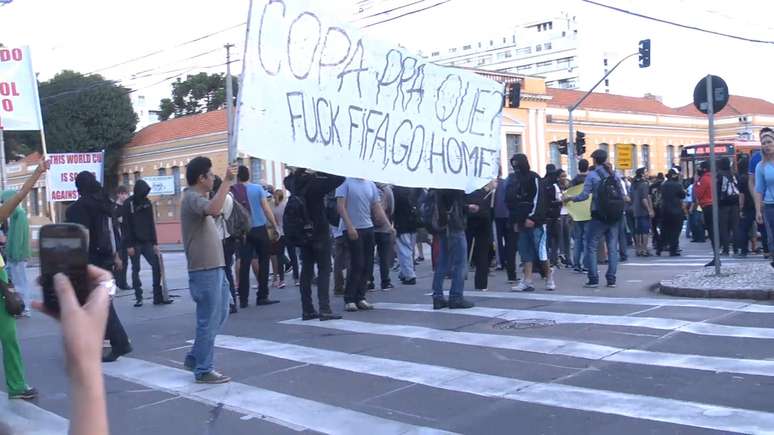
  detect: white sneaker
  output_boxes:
[477,288,488,292]
[356,300,374,310]
[511,281,535,292]
[345,303,358,312]
[545,278,556,291]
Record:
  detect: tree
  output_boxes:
[9,70,138,189]
[158,72,238,121]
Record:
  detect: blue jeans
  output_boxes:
[572,221,589,270]
[186,267,230,377]
[432,231,467,301]
[585,219,619,284]
[764,205,774,254]
[396,233,417,280]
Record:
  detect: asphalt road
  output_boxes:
[5,238,774,435]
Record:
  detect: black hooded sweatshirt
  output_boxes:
[65,171,115,267]
[283,170,345,240]
[123,179,158,246]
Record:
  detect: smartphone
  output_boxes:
[39,223,90,313]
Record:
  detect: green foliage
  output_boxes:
[158,72,237,121]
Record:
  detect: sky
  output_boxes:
[1,0,772,110]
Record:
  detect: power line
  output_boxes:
[85,22,246,75]
[581,0,774,45]
[362,0,451,28]
[354,0,434,21]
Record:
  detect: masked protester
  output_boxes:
[659,168,687,256]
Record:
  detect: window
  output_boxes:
[489,40,494,46]
[549,22,553,30]
[536,44,542,52]
[642,144,651,170]
[497,52,507,60]
[562,31,566,37]
[158,167,166,176]
[122,173,129,187]
[667,145,675,168]
[502,37,507,44]
[172,166,181,195]
[450,47,457,53]
[536,60,553,69]
[506,134,522,172]
[512,35,516,43]
[463,44,471,50]
[516,64,532,72]
[603,58,608,67]
[604,79,609,87]
[515,47,531,55]
[251,158,263,184]
[632,145,639,168]
[544,42,552,50]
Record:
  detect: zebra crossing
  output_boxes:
[10,289,774,434]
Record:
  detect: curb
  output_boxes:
[658,282,774,300]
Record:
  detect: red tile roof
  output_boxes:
[547,88,678,115]
[674,95,774,117]
[127,110,227,148]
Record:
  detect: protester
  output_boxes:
[508,154,555,292]
[0,160,48,400]
[284,168,345,320]
[123,179,170,306]
[543,168,563,268]
[430,189,476,309]
[570,159,591,273]
[2,190,32,317]
[211,176,240,314]
[332,224,349,296]
[736,155,757,258]
[493,171,517,282]
[393,186,419,285]
[557,170,573,267]
[650,172,665,251]
[617,173,630,262]
[694,161,718,267]
[659,168,687,256]
[112,185,132,290]
[465,181,494,291]
[630,168,654,256]
[270,189,288,289]
[235,165,280,308]
[568,149,625,288]
[66,171,132,363]
[181,157,235,383]
[371,183,395,290]
[754,128,774,260]
[716,157,739,256]
[337,177,391,312]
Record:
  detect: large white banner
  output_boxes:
[47,152,104,202]
[0,46,42,131]
[236,0,504,192]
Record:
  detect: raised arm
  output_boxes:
[0,160,48,221]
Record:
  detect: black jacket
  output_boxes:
[393,186,420,235]
[123,180,158,246]
[660,179,686,219]
[66,193,115,268]
[465,187,493,228]
[506,170,544,226]
[436,189,467,233]
[284,171,345,239]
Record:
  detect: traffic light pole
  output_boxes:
[567,52,638,178]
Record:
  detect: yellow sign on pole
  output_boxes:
[615,143,634,169]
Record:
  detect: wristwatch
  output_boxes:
[99,279,117,297]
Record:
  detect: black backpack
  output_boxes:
[283,194,314,247]
[324,192,340,227]
[718,174,740,206]
[593,168,625,223]
[225,194,250,240]
[419,189,445,234]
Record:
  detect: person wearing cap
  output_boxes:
[659,168,686,256]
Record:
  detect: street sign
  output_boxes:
[615,143,634,169]
[142,175,175,196]
[693,75,728,115]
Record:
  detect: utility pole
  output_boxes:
[705,75,721,276]
[225,43,236,164]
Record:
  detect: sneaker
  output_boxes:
[432,298,448,310]
[319,311,343,321]
[229,304,237,314]
[344,302,358,312]
[416,256,425,262]
[302,312,319,321]
[545,278,556,291]
[511,281,535,292]
[448,299,475,309]
[294,280,300,287]
[256,299,280,306]
[606,282,617,288]
[476,288,488,292]
[381,283,394,291]
[102,345,132,363]
[400,277,417,285]
[195,371,231,384]
[366,281,375,290]
[583,281,599,288]
[278,281,286,289]
[134,299,143,307]
[9,387,38,400]
[356,300,374,310]
[183,359,195,372]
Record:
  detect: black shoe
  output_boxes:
[704,259,721,267]
[669,252,681,257]
[153,299,174,305]
[416,256,425,262]
[448,299,475,309]
[256,299,280,306]
[240,301,248,309]
[606,281,617,288]
[134,299,143,307]
[367,281,375,290]
[102,345,132,363]
[432,298,448,310]
[319,311,342,321]
[116,282,131,291]
[9,387,38,400]
[619,256,628,262]
[583,281,599,288]
[302,312,319,321]
[381,282,394,290]
[400,278,417,285]
[229,304,237,314]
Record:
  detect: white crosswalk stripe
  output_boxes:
[210,334,774,435]
[0,396,69,435]
[375,302,774,339]
[281,318,774,377]
[102,357,455,435]
[427,291,774,313]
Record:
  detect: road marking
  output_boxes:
[375,302,774,340]
[211,334,774,435]
[0,395,69,435]
[426,291,774,313]
[102,357,454,435]
[281,319,774,378]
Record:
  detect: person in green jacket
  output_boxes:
[2,190,32,317]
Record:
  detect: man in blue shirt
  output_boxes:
[566,149,624,288]
[755,128,774,258]
[236,166,279,308]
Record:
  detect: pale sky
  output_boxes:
[1,0,772,109]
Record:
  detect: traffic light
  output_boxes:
[638,39,651,68]
[508,83,521,108]
[554,139,568,155]
[575,131,586,156]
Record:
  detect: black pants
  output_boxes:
[370,232,393,288]
[467,220,492,290]
[345,228,375,304]
[660,214,684,255]
[94,256,130,351]
[718,204,739,252]
[116,244,132,288]
[704,205,717,252]
[273,236,287,281]
[286,242,299,281]
[300,237,333,314]
[238,226,270,305]
[223,237,238,305]
[130,241,163,301]
[494,218,508,268]
[546,218,561,266]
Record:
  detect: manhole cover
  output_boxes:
[493,319,557,330]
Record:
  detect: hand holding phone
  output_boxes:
[39,224,91,314]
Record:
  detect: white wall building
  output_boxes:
[131,93,161,131]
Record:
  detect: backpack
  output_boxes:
[225,194,250,239]
[718,174,740,206]
[544,182,561,220]
[283,194,314,247]
[230,183,251,216]
[324,192,340,227]
[419,189,445,234]
[593,168,625,223]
